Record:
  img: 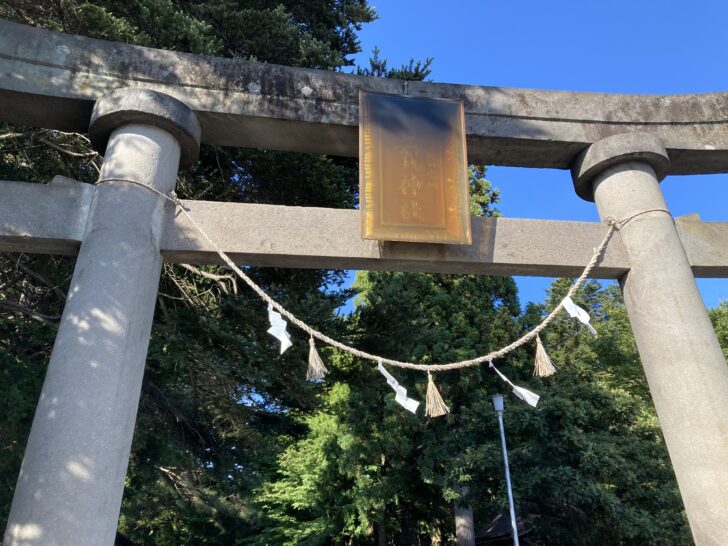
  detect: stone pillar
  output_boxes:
[572,132,728,545]
[3,89,200,546]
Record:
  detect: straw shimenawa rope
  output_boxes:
[96,178,669,372]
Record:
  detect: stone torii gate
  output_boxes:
[2,19,728,546]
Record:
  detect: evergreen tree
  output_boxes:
[0,2,377,543]
[0,3,706,544]
[254,171,522,544]
[504,280,690,544]
[709,300,728,360]
[255,272,691,544]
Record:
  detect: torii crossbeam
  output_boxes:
[2,19,728,546]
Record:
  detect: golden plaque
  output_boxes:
[359,90,471,244]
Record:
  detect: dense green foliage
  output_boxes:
[710,301,728,361]
[252,274,692,545]
[0,1,374,543]
[1,0,374,66]
[0,2,718,545]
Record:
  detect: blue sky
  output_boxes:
[348,0,728,308]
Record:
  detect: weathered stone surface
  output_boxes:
[678,214,728,278]
[3,123,189,545]
[0,177,92,255]
[5,177,728,278]
[590,159,728,546]
[89,88,201,167]
[2,20,728,173]
[572,132,670,201]
[4,16,728,546]
[163,199,629,277]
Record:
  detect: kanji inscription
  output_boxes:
[359,91,471,244]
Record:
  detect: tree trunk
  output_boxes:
[454,486,475,546]
[377,521,387,546]
[377,453,388,546]
[430,525,443,546]
[378,502,387,546]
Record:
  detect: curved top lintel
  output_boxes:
[1,19,728,174]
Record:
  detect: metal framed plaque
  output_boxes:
[359,90,471,244]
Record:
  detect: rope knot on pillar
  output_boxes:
[603,208,672,230]
[170,190,183,208]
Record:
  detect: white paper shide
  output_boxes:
[378,361,420,414]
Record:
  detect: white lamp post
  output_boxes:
[492,394,520,546]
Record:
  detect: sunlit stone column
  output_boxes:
[572,132,728,546]
[4,89,200,546]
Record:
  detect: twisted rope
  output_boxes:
[96,178,670,372]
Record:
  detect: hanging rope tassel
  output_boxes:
[533,334,556,377]
[425,372,450,417]
[307,336,328,381]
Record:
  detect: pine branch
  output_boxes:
[145,381,214,451]
[180,263,235,294]
[0,132,28,141]
[35,136,98,158]
[0,300,60,326]
[16,261,67,300]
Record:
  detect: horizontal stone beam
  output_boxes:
[164,199,629,278]
[2,20,728,173]
[3,178,728,279]
[0,178,93,255]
